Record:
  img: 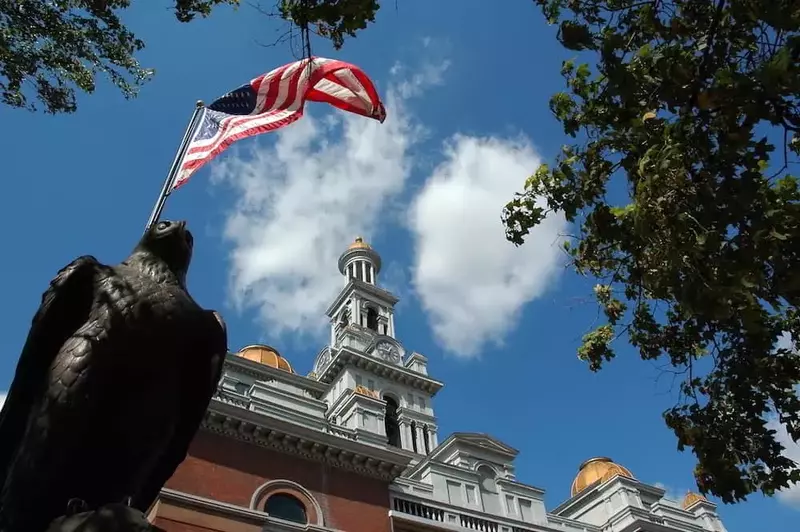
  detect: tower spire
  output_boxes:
[338,236,382,286]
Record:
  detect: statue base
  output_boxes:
[45,503,165,532]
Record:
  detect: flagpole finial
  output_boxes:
[196,100,204,108]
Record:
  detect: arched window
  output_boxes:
[366,306,379,331]
[384,396,401,447]
[265,493,307,524]
[410,420,418,453]
[477,465,498,493]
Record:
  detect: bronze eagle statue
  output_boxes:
[0,220,227,532]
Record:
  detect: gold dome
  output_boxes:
[682,492,707,510]
[237,344,294,373]
[570,457,635,497]
[348,236,372,251]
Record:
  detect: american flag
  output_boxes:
[171,57,387,190]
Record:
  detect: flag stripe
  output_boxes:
[173,112,303,190]
[173,57,385,190]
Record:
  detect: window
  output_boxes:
[410,420,418,452]
[384,396,401,447]
[505,494,516,514]
[366,306,379,331]
[355,375,362,387]
[265,493,307,524]
[422,424,430,453]
[446,480,463,505]
[465,485,477,505]
[519,499,533,521]
[367,379,375,391]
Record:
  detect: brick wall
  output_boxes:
[164,430,392,532]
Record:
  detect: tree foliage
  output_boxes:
[278,0,380,50]
[502,0,800,503]
[0,0,238,114]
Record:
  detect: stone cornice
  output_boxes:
[326,279,399,316]
[397,408,437,425]
[610,505,707,532]
[250,381,327,413]
[552,475,644,515]
[203,398,414,481]
[318,347,444,394]
[496,477,546,498]
[224,354,329,399]
[159,488,269,523]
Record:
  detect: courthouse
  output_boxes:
[147,238,729,532]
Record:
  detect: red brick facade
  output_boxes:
[156,430,392,532]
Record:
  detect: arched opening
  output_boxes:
[477,465,498,493]
[423,424,431,453]
[264,493,308,524]
[384,396,401,447]
[339,310,349,327]
[410,420,418,453]
[366,306,379,331]
[476,464,501,513]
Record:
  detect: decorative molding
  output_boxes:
[317,346,444,394]
[159,488,268,522]
[156,488,339,532]
[250,479,325,526]
[202,399,414,482]
[354,385,381,399]
[224,354,329,399]
[326,279,398,318]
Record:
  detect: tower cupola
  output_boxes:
[338,236,381,286]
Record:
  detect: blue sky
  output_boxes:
[0,1,796,530]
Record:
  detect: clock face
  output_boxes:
[375,341,402,364]
[316,349,331,372]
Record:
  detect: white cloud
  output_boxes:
[771,332,800,509]
[211,63,440,337]
[771,416,800,508]
[408,135,567,357]
[654,482,690,503]
[392,60,451,99]
[213,55,565,355]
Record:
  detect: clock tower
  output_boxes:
[310,237,443,455]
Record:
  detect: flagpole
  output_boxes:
[144,100,206,233]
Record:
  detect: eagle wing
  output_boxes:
[0,255,102,486]
[132,309,228,512]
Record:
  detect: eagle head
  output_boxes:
[132,220,194,284]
